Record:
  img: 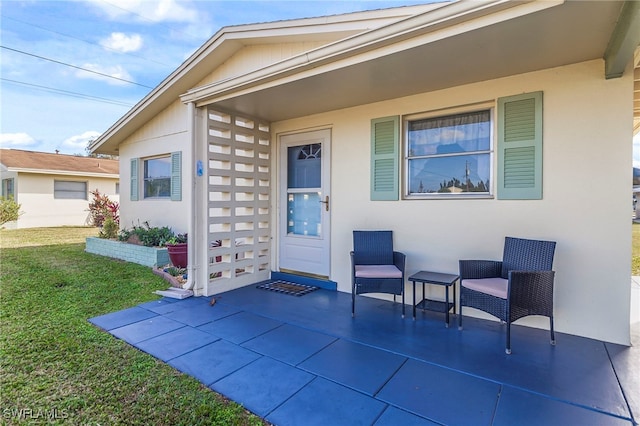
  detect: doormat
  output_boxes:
[256,280,319,296]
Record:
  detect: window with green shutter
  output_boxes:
[170,151,182,201]
[497,91,543,200]
[134,151,182,200]
[371,116,399,201]
[372,92,542,201]
[130,158,139,201]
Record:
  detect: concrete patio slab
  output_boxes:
[89,283,639,425]
[266,377,387,426]
[211,356,314,418]
[241,323,337,365]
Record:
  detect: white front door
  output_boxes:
[279,129,331,278]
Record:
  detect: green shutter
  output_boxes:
[371,116,399,201]
[130,158,139,201]
[170,151,182,201]
[497,91,543,199]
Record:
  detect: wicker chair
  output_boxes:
[351,230,406,318]
[458,236,556,354]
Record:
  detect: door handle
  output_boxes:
[319,195,329,211]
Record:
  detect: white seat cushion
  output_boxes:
[462,277,508,299]
[355,265,402,279]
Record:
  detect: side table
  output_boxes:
[409,271,459,327]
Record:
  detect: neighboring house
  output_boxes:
[90,1,640,346]
[0,149,119,228]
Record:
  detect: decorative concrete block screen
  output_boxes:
[207,108,271,290]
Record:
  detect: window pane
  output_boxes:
[2,178,14,198]
[287,192,321,237]
[408,154,491,194]
[287,144,321,189]
[54,181,87,199]
[144,178,170,198]
[408,111,490,157]
[144,157,171,198]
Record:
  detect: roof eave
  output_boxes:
[179,0,560,107]
[8,168,119,178]
[89,3,447,155]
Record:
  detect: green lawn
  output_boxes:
[0,227,265,425]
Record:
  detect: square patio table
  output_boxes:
[409,271,459,327]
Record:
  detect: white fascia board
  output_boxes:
[181,0,563,107]
[89,3,444,154]
[9,169,119,179]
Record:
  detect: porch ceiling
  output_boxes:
[198,1,634,127]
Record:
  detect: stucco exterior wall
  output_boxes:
[271,59,632,345]
[118,99,191,235]
[9,173,119,229]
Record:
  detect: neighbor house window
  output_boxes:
[2,178,15,198]
[143,156,171,198]
[54,180,87,199]
[405,109,492,197]
[115,182,120,195]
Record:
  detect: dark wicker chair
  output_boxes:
[351,230,406,318]
[458,236,556,354]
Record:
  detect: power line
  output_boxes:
[1,78,134,107]
[0,45,154,89]
[1,15,173,69]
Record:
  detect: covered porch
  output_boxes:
[90,281,639,425]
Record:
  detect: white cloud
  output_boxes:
[0,133,38,149]
[87,0,200,24]
[101,32,143,53]
[62,131,102,151]
[75,63,134,85]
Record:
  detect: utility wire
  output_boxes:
[1,77,134,107]
[0,45,154,89]
[1,15,173,68]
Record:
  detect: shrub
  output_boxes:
[0,196,22,226]
[118,221,174,247]
[99,216,119,239]
[166,233,188,245]
[88,189,119,227]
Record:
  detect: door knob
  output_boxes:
[319,195,329,211]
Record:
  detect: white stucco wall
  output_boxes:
[271,59,633,345]
[118,99,191,235]
[8,173,119,229]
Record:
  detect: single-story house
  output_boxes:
[0,149,119,228]
[90,1,640,346]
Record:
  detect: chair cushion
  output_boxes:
[355,265,402,279]
[462,277,508,299]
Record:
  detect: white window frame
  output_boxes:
[403,103,495,199]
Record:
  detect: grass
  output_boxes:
[0,227,265,425]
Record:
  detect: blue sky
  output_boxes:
[0,0,427,155]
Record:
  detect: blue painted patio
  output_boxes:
[90,282,639,426]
